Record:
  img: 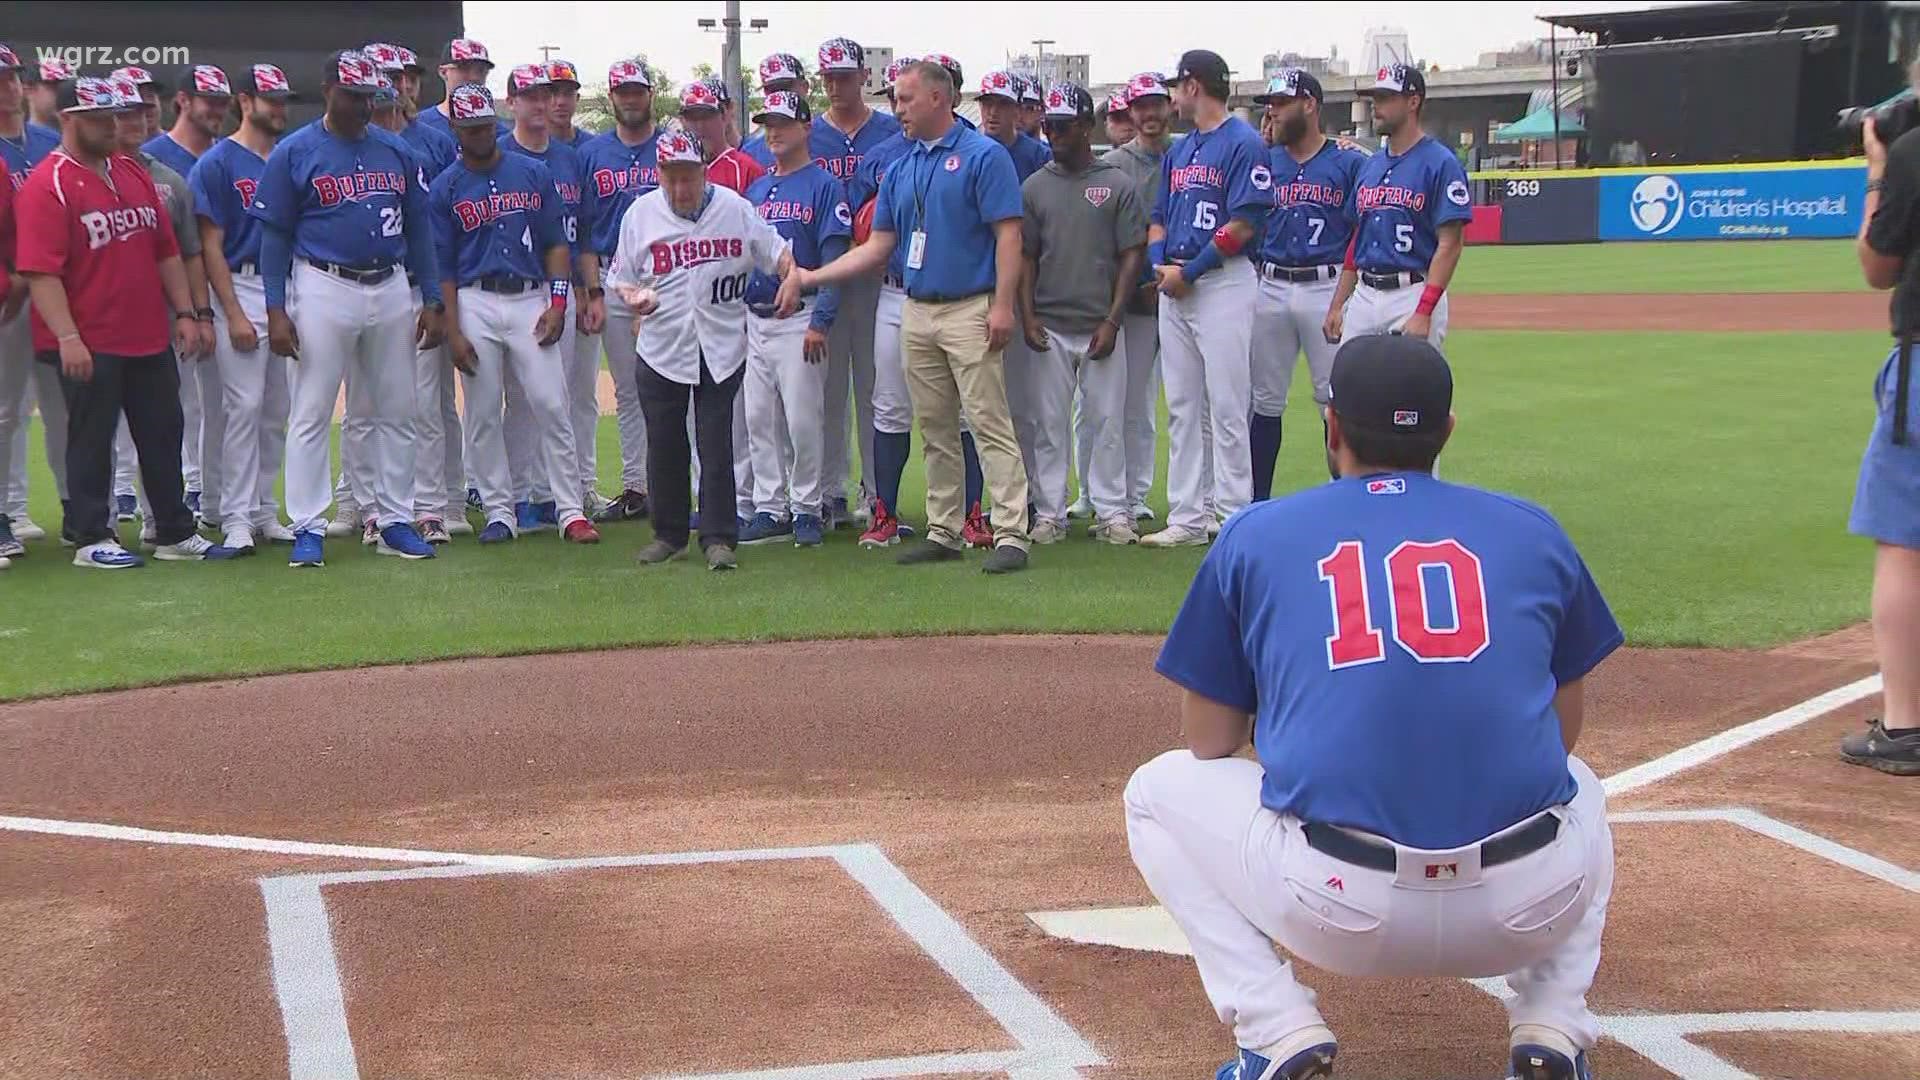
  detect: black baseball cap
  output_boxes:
[1170,49,1230,88]
[1359,62,1427,99]
[1328,334,1453,438]
[1253,67,1322,105]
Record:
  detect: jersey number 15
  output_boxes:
[1317,538,1489,668]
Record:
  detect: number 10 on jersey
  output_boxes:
[1317,539,1490,668]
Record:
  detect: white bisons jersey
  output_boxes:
[608,184,790,384]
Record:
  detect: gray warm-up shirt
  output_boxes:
[1101,138,1167,215]
[1021,159,1148,333]
[139,152,202,258]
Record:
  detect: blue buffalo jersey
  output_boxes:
[1156,472,1623,850]
[578,127,660,260]
[991,131,1053,183]
[501,132,592,260]
[248,121,439,303]
[741,131,774,169]
[188,137,272,269]
[1152,115,1269,260]
[745,162,852,329]
[1258,140,1365,268]
[0,123,60,189]
[141,132,200,182]
[809,109,902,185]
[400,119,458,190]
[1349,135,1473,275]
[429,152,568,287]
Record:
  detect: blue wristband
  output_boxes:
[1180,241,1224,283]
[1148,240,1166,266]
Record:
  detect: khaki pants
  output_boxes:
[902,293,1029,551]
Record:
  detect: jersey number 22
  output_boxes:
[1317,538,1489,668]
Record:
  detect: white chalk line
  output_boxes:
[0,814,546,868]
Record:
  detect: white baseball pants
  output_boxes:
[505,312,574,506]
[177,348,204,495]
[569,324,603,500]
[746,311,826,519]
[1253,274,1340,416]
[411,334,462,521]
[0,308,68,518]
[457,288,584,530]
[823,274,879,506]
[1159,261,1255,532]
[285,262,418,537]
[1121,311,1159,512]
[1340,281,1451,349]
[194,330,227,524]
[872,283,911,435]
[215,274,289,533]
[1004,336,1043,509]
[600,298,650,494]
[114,420,138,500]
[1040,327,1129,525]
[1125,750,1612,1053]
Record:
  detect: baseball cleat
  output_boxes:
[154,534,244,561]
[1067,497,1094,519]
[1030,518,1068,544]
[828,495,851,530]
[74,541,144,569]
[376,523,436,560]
[961,502,993,549]
[1132,503,1156,522]
[362,518,380,547]
[1508,1045,1591,1080]
[289,531,325,567]
[139,523,159,551]
[115,493,139,522]
[535,499,560,528]
[478,521,515,544]
[897,539,963,565]
[418,518,452,545]
[1840,718,1920,775]
[594,488,649,522]
[793,513,824,547]
[1090,518,1140,545]
[1141,525,1212,548]
[582,489,610,517]
[221,526,258,555]
[12,516,46,542]
[444,517,474,536]
[982,543,1028,574]
[326,504,362,539]
[705,543,738,571]
[466,487,483,511]
[859,501,902,548]
[515,500,547,534]
[1219,1027,1338,1080]
[0,519,23,559]
[256,520,298,544]
[634,539,685,565]
[852,499,873,528]
[563,518,601,544]
[739,512,791,546]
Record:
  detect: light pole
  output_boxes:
[537,45,559,64]
[1031,38,1054,85]
[698,4,769,133]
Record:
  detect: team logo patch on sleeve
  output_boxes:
[1365,477,1406,495]
[1446,178,1470,206]
[1250,164,1273,191]
[1084,186,1111,207]
[834,201,852,226]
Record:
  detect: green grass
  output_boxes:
[1456,239,1866,294]
[0,328,1883,699]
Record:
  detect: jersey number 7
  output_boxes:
[1317,539,1490,668]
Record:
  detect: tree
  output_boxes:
[573,60,677,135]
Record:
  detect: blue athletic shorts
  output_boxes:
[1849,344,1920,548]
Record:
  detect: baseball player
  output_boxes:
[811,36,900,529]
[1143,50,1269,548]
[546,59,592,149]
[1012,75,1040,139]
[742,53,807,169]
[1067,87,1142,521]
[417,39,502,138]
[606,126,794,570]
[190,64,298,554]
[1103,91,1135,148]
[1019,83,1147,544]
[1101,71,1176,524]
[581,58,660,525]
[433,83,597,546]
[1323,63,1470,349]
[252,50,446,566]
[740,90,849,548]
[0,44,67,558]
[24,58,72,130]
[1131,334,1619,1080]
[1249,69,1364,499]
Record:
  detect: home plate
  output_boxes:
[1026,905,1194,956]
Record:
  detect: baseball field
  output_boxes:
[2,238,1915,1080]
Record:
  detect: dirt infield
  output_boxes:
[1451,290,1884,333]
[0,634,1910,1080]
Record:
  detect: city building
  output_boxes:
[1007,50,1088,88]
[1261,49,1350,81]
[861,45,895,96]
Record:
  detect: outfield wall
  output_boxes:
[1470,159,1867,244]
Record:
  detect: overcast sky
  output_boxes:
[464,0,1661,91]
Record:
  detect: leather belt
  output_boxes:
[232,259,260,276]
[1302,811,1559,873]
[471,277,538,295]
[749,299,807,318]
[306,258,397,285]
[1360,269,1426,291]
[908,288,991,304]
[1260,262,1338,283]
[882,273,905,289]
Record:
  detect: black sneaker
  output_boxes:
[1840,719,1920,776]
[982,543,1028,574]
[595,489,650,523]
[896,539,963,565]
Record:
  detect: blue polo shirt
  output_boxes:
[872,121,1021,302]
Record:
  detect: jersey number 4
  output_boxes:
[1317,539,1490,668]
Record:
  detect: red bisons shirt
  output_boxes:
[15,150,180,356]
[707,147,765,196]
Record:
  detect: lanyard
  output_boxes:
[910,141,941,231]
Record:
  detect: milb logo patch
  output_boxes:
[1365,477,1406,496]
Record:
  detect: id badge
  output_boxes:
[906,230,927,271]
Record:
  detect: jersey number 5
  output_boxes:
[1317,539,1490,668]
